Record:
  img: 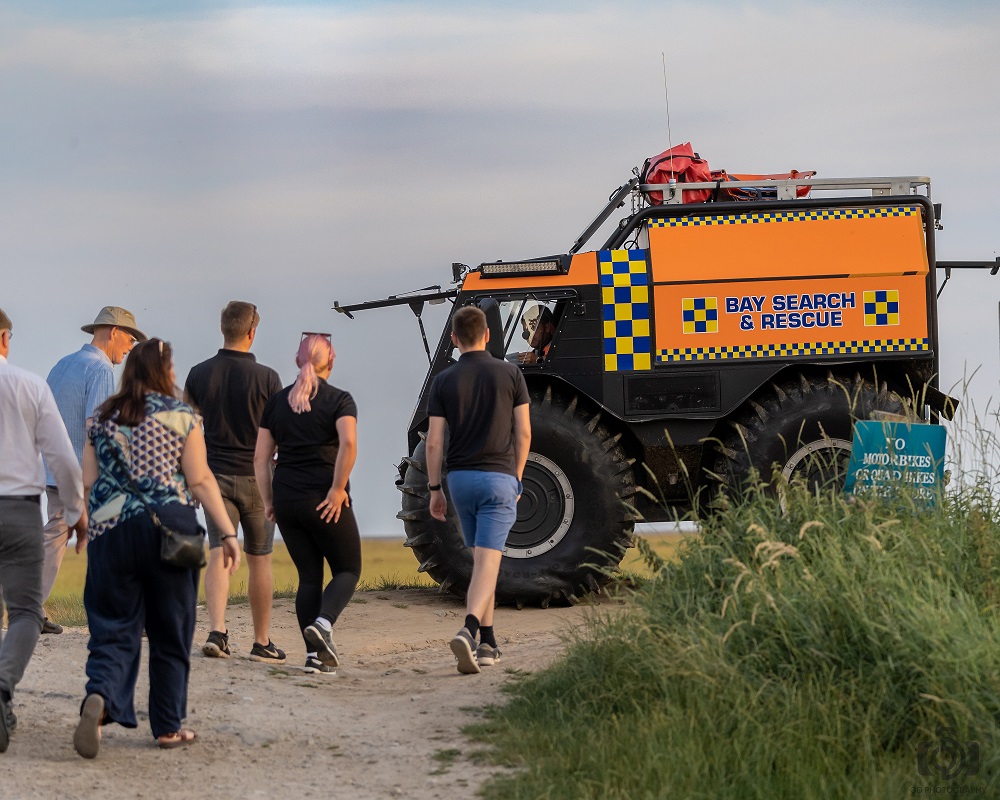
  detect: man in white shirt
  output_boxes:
[0,308,87,754]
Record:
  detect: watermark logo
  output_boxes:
[916,727,980,781]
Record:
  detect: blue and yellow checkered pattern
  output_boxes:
[600,249,651,371]
[647,206,920,229]
[864,289,900,326]
[656,338,929,363]
[682,297,718,334]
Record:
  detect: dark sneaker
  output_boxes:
[303,623,340,668]
[476,643,501,667]
[450,627,480,674]
[73,693,105,760]
[303,656,336,675]
[41,617,63,635]
[202,630,230,659]
[249,640,286,664]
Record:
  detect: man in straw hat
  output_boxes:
[0,307,86,752]
[41,307,146,633]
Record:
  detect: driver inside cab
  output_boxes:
[517,305,556,364]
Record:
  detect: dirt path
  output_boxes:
[3,589,607,799]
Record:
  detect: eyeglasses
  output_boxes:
[300,331,333,345]
[114,327,137,347]
[248,304,258,337]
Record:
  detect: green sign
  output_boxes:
[843,420,947,505]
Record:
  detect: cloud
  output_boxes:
[3,3,995,117]
[2,1,998,534]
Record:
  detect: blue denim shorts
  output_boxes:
[446,470,520,551]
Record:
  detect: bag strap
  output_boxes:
[98,429,163,526]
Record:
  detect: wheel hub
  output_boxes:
[780,437,853,503]
[504,452,574,559]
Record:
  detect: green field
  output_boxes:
[45,532,686,621]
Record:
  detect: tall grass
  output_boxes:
[470,475,1000,798]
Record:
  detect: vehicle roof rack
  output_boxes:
[640,175,932,203]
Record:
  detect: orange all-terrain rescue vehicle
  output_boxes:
[335,146,998,606]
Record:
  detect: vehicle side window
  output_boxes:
[446,296,566,364]
[499,299,562,364]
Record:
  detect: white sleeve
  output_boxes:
[34,382,84,526]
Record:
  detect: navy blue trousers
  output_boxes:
[83,514,199,738]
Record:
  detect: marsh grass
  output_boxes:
[470,472,1000,798]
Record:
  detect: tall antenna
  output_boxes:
[661,52,676,200]
[661,51,673,153]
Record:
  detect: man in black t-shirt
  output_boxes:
[184,301,285,664]
[426,306,531,674]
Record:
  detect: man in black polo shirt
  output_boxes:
[184,301,285,663]
[426,306,531,674]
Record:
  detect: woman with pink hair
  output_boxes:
[253,333,360,675]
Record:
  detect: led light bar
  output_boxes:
[478,256,569,279]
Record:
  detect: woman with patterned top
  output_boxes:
[73,338,241,758]
[254,333,360,675]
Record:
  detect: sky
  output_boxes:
[2,1,998,537]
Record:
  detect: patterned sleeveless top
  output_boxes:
[86,393,200,541]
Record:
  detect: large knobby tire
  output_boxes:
[711,371,910,501]
[397,387,637,607]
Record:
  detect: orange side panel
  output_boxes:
[654,274,930,364]
[648,207,929,283]
[461,252,597,292]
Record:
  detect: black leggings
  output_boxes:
[272,495,361,649]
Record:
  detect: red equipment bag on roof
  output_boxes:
[640,143,713,204]
[641,142,816,204]
[709,169,816,201]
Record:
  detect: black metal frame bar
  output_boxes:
[333,288,458,318]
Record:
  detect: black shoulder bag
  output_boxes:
[101,431,207,569]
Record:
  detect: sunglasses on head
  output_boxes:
[248,304,258,337]
[300,331,333,345]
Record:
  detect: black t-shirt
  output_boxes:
[259,381,358,498]
[426,350,529,476]
[184,349,282,476]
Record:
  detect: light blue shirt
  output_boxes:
[44,343,114,484]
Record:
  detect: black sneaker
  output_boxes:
[303,656,336,675]
[303,623,340,668]
[450,627,480,674]
[202,630,230,658]
[249,640,286,664]
[41,617,63,635]
[476,642,501,667]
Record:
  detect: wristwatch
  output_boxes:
[427,483,442,491]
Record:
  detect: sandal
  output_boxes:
[157,729,198,749]
[73,694,105,759]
